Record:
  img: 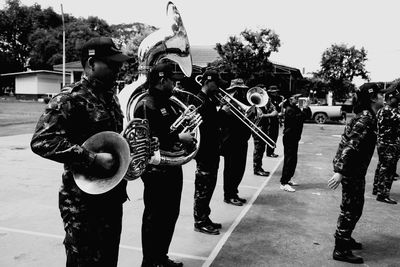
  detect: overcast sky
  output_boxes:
[2,0,399,85]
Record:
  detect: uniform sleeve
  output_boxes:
[30,93,96,169]
[333,115,372,175]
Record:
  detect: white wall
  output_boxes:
[15,75,37,94]
[37,73,64,94]
[15,72,70,95]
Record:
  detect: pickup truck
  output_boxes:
[298,97,346,124]
[306,105,346,124]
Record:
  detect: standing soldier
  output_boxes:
[328,83,384,264]
[193,69,228,235]
[134,61,196,267]
[252,85,277,176]
[220,78,252,206]
[372,88,400,204]
[266,85,282,157]
[30,37,131,267]
[280,93,307,192]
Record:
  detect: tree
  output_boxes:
[211,28,281,85]
[111,23,157,83]
[317,44,369,102]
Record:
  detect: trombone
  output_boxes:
[216,86,276,149]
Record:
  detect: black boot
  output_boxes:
[333,239,364,264]
[350,237,362,250]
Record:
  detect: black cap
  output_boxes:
[358,83,382,96]
[381,81,400,99]
[267,85,279,92]
[149,62,175,81]
[201,70,229,89]
[80,37,131,65]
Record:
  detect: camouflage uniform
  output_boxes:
[332,110,377,241]
[192,91,221,224]
[31,77,127,267]
[253,101,277,171]
[373,105,400,197]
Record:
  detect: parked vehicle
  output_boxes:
[299,97,346,124]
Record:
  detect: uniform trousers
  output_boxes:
[61,200,123,267]
[266,118,279,156]
[223,141,248,199]
[280,134,299,184]
[334,176,365,241]
[253,133,267,171]
[194,157,220,224]
[373,144,397,197]
[141,166,183,263]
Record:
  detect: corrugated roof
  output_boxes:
[50,45,301,78]
[191,45,220,67]
[0,70,70,77]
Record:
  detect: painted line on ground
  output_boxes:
[0,226,207,262]
[202,156,284,267]
[183,178,262,190]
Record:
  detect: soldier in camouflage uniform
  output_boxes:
[328,83,384,264]
[372,89,400,204]
[252,88,278,176]
[266,85,282,157]
[31,37,130,267]
[193,70,228,235]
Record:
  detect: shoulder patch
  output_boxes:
[61,82,82,94]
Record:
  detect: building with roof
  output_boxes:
[1,45,302,100]
[0,70,71,100]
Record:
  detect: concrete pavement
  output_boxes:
[1,123,399,267]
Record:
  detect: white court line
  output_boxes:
[0,226,64,239]
[202,156,284,267]
[0,226,207,261]
[183,179,260,190]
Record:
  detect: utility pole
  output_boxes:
[61,4,65,86]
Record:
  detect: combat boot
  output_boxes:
[332,239,364,264]
[349,237,362,250]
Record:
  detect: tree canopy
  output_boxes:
[0,0,155,79]
[211,28,281,86]
[316,43,369,101]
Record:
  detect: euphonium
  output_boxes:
[118,1,201,168]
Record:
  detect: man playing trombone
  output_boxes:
[252,84,278,176]
[193,69,228,235]
[220,78,253,206]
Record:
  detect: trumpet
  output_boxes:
[216,86,276,149]
[170,104,203,134]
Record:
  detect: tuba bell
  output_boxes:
[118,1,201,167]
[72,2,197,194]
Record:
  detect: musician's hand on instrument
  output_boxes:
[150,137,160,156]
[328,173,342,190]
[94,152,116,173]
[179,131,196,146]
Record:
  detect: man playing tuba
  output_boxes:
[134,61,196,267]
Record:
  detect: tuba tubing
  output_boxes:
[118,1,200,168]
